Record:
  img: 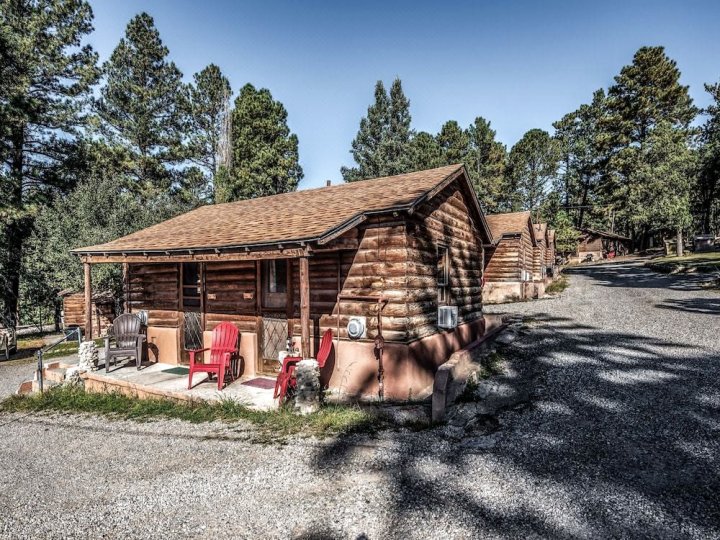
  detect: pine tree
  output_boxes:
[342,81,389,181]
[604,46,697,246]
[96,12,186,199]
[215,83,302,202]
[436,120,469,164]
[507,129,560,212]
[382,78,412,175]
[0,0,99,327]
[465,117,507,212]
[185,64,231,202]
[407,131,443,171]
[552,89,608,228]
[697,81,720,234]
[628,121,695,254]
[342,78,412,181]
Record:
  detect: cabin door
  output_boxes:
[180,262,204,363]
[259,259,290,373]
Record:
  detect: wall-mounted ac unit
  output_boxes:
[347,316,367,340]
[438,306,458,329]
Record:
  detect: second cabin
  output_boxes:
[483,211,544,303]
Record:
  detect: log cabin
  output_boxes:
[59,290,116,336]
[572,228,631,263]
[482,211,540,303]
[71,164,495,400]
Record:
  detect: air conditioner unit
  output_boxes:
[438,306,458,329]
[347,316,367,340]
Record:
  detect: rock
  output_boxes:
[294,359,320,415]
[78,341,99,371]
[495,331,517,345]
[63,366,86,386]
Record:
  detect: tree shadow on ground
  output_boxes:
[565,262,714,292]
[656,297,720,316]
[308,313,720,538]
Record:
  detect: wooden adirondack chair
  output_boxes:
[105,313,145,373]
[187,322,239,391]
[274,329,333,404]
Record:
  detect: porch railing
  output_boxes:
[36,327,82,393]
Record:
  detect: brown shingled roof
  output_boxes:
[484,211,534,244]
[74,164,487,255]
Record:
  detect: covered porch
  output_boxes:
[78,245,318,385]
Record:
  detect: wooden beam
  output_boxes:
[79,247,308,265]
[299,256,310,358]
[83,262,92,340]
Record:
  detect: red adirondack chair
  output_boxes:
[274,329,333,404]
[187,322,239,391]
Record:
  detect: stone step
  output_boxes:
[31,379,59,393]
[44,367,67,384]
[17,380,34,395]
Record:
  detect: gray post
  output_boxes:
[36,350,44,393]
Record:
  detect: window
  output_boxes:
[265,260,287,294]
[437,244,449,305]
[182,262,201,310]
[437,244,449,286]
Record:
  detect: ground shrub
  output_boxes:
[545,276,569,294]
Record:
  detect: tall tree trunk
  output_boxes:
[2,126,25,329]
[676,228,684,257]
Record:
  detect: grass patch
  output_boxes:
[0,386,383,442]
[456,352,505,403]
[545,275,569,294]
[646,251,720,274]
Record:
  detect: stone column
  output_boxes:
[294,359,320,415]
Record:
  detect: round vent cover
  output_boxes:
[347,316,366,340]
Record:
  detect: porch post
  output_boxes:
[299,256,310,358]
[83,262,92,340]
[122,262,129,313]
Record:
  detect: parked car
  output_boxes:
[0,320,17,360]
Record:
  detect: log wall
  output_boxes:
[407,186,484,340]
[484,228,535,283]
[62,293,115,334]
[127,263,180,328]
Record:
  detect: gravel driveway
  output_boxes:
[1,260,718,539]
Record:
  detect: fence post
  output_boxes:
[36,350,44,393]
[77,327,82,347]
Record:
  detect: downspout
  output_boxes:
[336,294,389,400]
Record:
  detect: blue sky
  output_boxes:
[88,0,720,189]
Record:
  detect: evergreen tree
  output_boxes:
[96,12,186,199]
[552,210,580,255]
[382,78,412,175]
[0,0,99,327]
[436,120,469,165]
[342,81,389,181]
[342,78,412,180]
[507,129,560,212]
[407,131,443,171]
[215,83,302,201]
[604,46,697,246]
[697,81,720,234]
[465,117,507,213]
[630,122,696,254]
[185,63,231,202]
[553,90,608,228]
